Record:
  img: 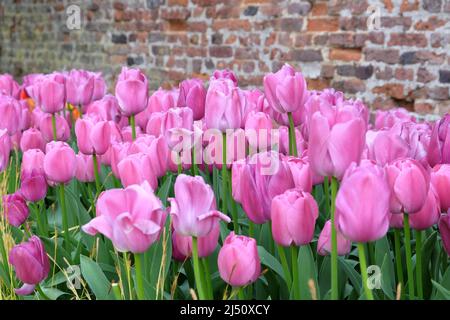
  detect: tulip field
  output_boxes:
[0,65,450,301]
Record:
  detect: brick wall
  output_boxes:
[0,0,449,115]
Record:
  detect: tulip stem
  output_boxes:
[92,153,101,198]
[221,133,228,214]
[415,230,423,300]
[323,178,330,218]
[36,284,50,300]
[192,237,206,300]
[201,258,213,299]
[291,245,300,299]
[394,229,404,299]
[129,115,136,141]
[287,112,298,157]
[277,245,292,291]
[134,253,145,300]
[330,176,338,300]
[112,282,122,300]
[357,242,374,300]
[249,221,255,238]
[403,214,414,300]
[228,166,239,233]
[191,148,198,176]
[58,184,70,253]
[51,113,57,141]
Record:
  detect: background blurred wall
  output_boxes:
[0,0,449,115]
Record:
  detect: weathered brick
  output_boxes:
[388,33,427,47]
[311,2,328,16]
[244,6,258,16]
[292,49,323,62]
[373,84,405,99]
[329,48,362,61]
[375,67,394,80]
[332,79,366,94]
[307,18,339,32]
[365,49,400,64]
[112,34,127,44]
[423,0,442,13]
[337,65,374,80]
[414,16,446,31]
[417,68,437,83]
[394,68,414,81]
[428,87,449,100]
[400,0,419,12]
[440,70,450,83]
[209,46,233,58]
[280,18,303,32]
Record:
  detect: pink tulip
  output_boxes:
[263,64,308,114]
[205,78,244,131]
[431,164,450,212]
[36,73,66,114]
[437,115,450,164]
[110,141,131,178]
[211,69,238,86]
[129,135,169,178]
[317,220,352,256]
[335,161,390,243]
[39,113,70,142]
[44,141,77,184]
[438,212,450,256]
[117,152,157,189]
[20,169,48,202]
[232,151,296,224]
[389,212,404,229]
[218,232,261,287]
[409,186,440,230]
[169,174,230,237]
[271,189,318,246]
[308,98,367,179]
[121,125,143,142]
[0,74,20,98]
[245,111,273,151]
[75,153,99,182]
[20,128,45,152]
[82,182,167,253]
[115,67,149,116]
[374,108,415,130]
[9,236,50,295]
[2,193,29,227]
[21,149,45,176]
[91,72,107,101]
[386,158,430,214]
[241,89,265,122]
[0,129,11,173]
[0,94,22,135]
[75,117,111,155]
[172,221,220,261]
[177,78,206,120]
[366,129,409,166]
[85,94,121,122]
[136,88,179,130]
[65,69,95,107]
[284,156,313,193]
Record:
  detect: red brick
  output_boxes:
[209,46,233,58]
[373,84,405,99]
[311,2,328,16]
[307,79,330,91]
[307,18,339,32]
[414,16,446,31]
[394,68,414,81]
[400,0,419,12]
[329,48,362,61]
[384,0,394,12]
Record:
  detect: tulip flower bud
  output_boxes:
[20,128,45,152]
[205,79,244,131]
[20,169,48,202]
[44,141,77,184]
[36,73,66,114]
[2,193,29,227]
[211,69,238,86]
[9,236,50,295]
[117,152,157,190]
[75,153,99,182]
[263,64,308,114]
[0,74,20,98]
[21,149,45,176]
[0,129,11,173]
[0,94,22,135]
[177,78,206,121]
[317,220,352,256]
[431,164,450,212]
[75,117,111,155]
[271,189,318,246]
[39,113,70,142]
[335,161,390,243]
[65,69,95,107]
[82,182,167,253]
[115,67,149,116]
[409,186,440,230]
[169,174,230,237]
[386,158,430,214]
[218,232,261,287]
